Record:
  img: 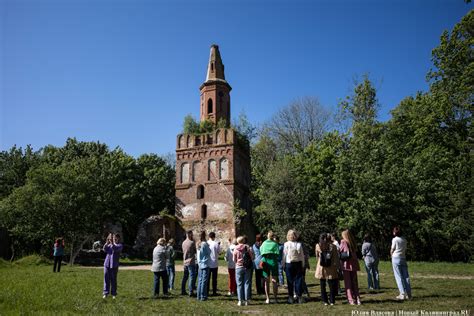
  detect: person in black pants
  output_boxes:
[53,238,65,272]
[253,234,265,295]
[207,232,221,296]
[315,233,339,305]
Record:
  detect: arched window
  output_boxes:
[201,204,207,220]
[207,99,213,114]
[192,161,200,182]
[197,185,204,199]
[208,159,216,180]
[180,163,189,183]
[220,158,229,179]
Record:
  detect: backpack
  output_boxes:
[242,246,253,269]
[320,248,332,267]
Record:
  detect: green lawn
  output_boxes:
[0,257,472,315]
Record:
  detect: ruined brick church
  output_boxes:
[175,45,254,247]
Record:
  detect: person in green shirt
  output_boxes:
[260,231,280,304]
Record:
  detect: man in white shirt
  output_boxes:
[207,232,221,296]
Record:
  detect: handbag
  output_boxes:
[340,250,351,261]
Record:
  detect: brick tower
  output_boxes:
[175,45,253,247]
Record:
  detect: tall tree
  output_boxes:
[336,76,392,253]
[0,145,39,200]
[265,97,332,154]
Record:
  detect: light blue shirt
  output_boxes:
[198,241,211,269]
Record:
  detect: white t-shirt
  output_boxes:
[225,244,236,269]
[208,239,221,268]
[391,236,407,258]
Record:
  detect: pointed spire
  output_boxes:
[205,44,227,83]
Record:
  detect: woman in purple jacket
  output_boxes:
[103,233,123,299]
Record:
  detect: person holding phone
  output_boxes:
[103,233,123,299]
[53,237,65,272]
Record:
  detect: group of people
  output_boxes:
[314,227,411,305]
[97,226,412,306]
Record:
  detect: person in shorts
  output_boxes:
[259,231,280,304]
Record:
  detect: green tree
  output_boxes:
[0,139,176,262]
[335,76,393,253]
[0,145,39,200]
[182,115,200,134]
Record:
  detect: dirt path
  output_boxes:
[87,265,474,280]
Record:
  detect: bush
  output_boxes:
[13,255,52,267]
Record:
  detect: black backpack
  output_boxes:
[242,247,253,269]
[320,248,332,267]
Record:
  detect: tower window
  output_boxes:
[208,159,216,180]
[192,161,200,182]
[211,63,214,72]
[201,204,207,220]
[220,158,229,180]
[197,185,204,199]
[207,99,213,114]
[180,162,190,184]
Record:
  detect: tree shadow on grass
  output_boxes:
[363,293,464,305]
[137,296,174,301]
[361,299,406,304]
[414,294,463,299]
[120,261,152,267]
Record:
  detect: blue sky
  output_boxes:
[1,0,471,157]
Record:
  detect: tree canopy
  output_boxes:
[251,11,473,261]
[0,138,175,263]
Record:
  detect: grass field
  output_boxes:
[0,256,472,315]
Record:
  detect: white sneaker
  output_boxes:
[102,295,107,299]
[237,301,242,306]
[244,300,249,306]
[396,294,405,300]
[112,296,116,300]
[404,294,412,300]
[228,291,232,296]
[265,298,270,304]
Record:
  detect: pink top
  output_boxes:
[340,239,360,272]
[232,244,254,268]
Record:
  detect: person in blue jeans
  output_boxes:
[197,231,211,301]
[181,230,197,296]
[362,234,380,290]
[233,235,255,306]
[166,239,176,291]
[391,226,412,300]
[275,236,285,287]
